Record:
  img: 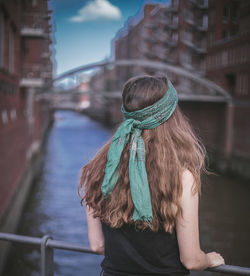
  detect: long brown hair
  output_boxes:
[79,75,207,233]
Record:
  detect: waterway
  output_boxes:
[3,110,250,276]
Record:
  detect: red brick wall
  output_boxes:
[232,106,250,158]
[179,102,227,153]
[22,38,43,64]
[0,111,31,218]
[0,93,51,218]
[0,0,53,219]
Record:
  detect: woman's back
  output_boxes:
[101,222,189,276]
[80,75,225,274]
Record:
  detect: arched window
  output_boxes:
[9,25,15,73]
[0,10,5,68]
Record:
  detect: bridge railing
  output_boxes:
[1,232,250,276]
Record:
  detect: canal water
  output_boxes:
[4,110,250,276]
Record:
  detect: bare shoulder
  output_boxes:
[182,169,194,183]
[181,169,198,198]
[182,169,195,189]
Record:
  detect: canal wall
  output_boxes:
[0,111,54,276]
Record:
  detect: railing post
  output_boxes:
[41,235,54,276]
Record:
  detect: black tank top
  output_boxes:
[101,222,190,276]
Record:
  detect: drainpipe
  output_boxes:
[225,100,234,158]
[27,87,35,137]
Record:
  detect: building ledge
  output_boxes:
[20,78,44,88]
[189,0,208,9]
[21,28,44,37]
[181,38,207,53]
[169,23,178,30]
[168,6,178,12]
[178,93,229,102]
[164,40,178,47]
[197,25,208,31]
[41,72,53,78]
[41,52,51,58]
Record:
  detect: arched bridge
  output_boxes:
[49,59,231,103]
[39,59,233,159]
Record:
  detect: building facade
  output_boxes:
[206,0,250,98]
[114,4,158,85]
[205,0,250,159]
[0,0,53,240]
[114,0,208,75]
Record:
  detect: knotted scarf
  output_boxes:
[101,80,178,222]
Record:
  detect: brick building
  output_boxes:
[90,0,209,89]
[0,0,53,239]
[113,0,208,84]
[206,0,250,98]
[114,4,158,86]
[205,0,250,159]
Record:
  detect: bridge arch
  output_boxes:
[50,59,231,103]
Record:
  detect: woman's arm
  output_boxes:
[176,169,224,271]
[85,205,105,255]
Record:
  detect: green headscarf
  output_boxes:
[101,80,178,222]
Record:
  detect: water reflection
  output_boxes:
[4,110,250,276]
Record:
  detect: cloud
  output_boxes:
[69,0,122,23]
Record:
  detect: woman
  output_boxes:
[79,75,225,275]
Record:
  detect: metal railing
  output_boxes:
[1,232,250,276]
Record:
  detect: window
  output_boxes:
[32,0,38,6]
[231,7,238,23]
[231,26,238,36]
[9,26,15,73]
[199,57,205,71]
[173,15,178,25]
[182,52,192,64]
[222,29,229,40]
[10,108,16,121]
[240,17,250,34]
[203,0,208,8]
[237,74,249,95]
[172,31,178,41]
[228,49,233,65]
[203,15,208,28]
[222,50,228,66]
[215,53,221,68]
[232,48,236,64]
[223,6,230,22]
[172,0,179,7]
[209,32,215,47]
[209,10,216,25]
[226,74,236,95]
[240,45,248,64]
[0,10,4,68]
[1,110,8,124]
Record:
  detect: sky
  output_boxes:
[50,0,169,76]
